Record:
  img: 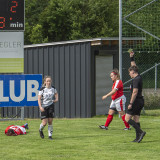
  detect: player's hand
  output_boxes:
[128,104,132,109]
[53,99,58,103]
[40,107,45,112]
[102,95,107,100]
[130,51,134,57]
[128,48,134,57]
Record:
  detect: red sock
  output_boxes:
[105,114,113,127]
[122,115,130,128]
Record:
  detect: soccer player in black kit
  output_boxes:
[125,50,146,143]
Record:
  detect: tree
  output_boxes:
[25,0,50,44]
[29,24,48,44]
[39,0,73,42]
[24,0,119,44]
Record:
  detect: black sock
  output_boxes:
[137,122,140,128]
[136,122,141,140]
[128,119,143,133]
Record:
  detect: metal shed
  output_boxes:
[23,38,122,118]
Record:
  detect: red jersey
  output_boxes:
[5,125,26,135]
[111,80,124,100]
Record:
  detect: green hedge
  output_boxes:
[144,92,160,110]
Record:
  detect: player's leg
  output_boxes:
[132,115,141,142]
[40,118,48,129]
[133,115,140,123]
[22,123,29,129]
[118,111,130,130]
[104,109,115,127]
[39,107,49,139]
[47,104,55,140]
[125,113,145,142]
[116,97,130,130]
[99,101,115,130]
[39,118,48,139]
[48,118,53,140]
[18,126,27,135]
[132,99,145,142]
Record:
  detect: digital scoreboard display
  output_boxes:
[0,0,24,31]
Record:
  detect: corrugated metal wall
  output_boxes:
[23,42,93,118]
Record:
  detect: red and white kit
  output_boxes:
[110,80,126,111]
[5,125,26,135]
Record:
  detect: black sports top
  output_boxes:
[130,74,143,98]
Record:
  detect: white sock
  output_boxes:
[48,125,53,137]
[39,123,45,131]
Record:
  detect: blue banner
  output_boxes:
[0,74,42,107]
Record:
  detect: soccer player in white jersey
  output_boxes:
[99,69,130,130]
[38,76,58,140]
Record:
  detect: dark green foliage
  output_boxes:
[144,92,160,110]
[122,0,160,65]
[122,0,160,87]
[24,0,119,44]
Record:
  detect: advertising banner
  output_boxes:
[0,74,42,107]
[0,32,24,73]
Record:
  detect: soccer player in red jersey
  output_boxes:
[5,123,28,136]
[99,69,130,130]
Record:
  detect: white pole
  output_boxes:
[119,0,122,80]
[21,107,24,120]
[155,63,157,91]
[119,0,122,118]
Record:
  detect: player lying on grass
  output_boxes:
[5,123,29,136]
[99,69,130,130]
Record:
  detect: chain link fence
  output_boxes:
[122,0,160,116]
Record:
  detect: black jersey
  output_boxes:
[130,75,143,98]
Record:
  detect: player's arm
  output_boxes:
[38,95,44,112]
[102,88,117,100]
[130,51,136,66]
[53,93,58,103]
[128,88,138,109]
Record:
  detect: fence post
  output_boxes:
[21,107,24,120]
[119,0,122,80]
[155,63,157,91]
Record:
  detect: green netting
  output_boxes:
[122,0,160,115]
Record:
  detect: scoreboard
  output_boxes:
[0,0,25,73]
[0,0,24,31]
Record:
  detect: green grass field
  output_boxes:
[0,115,160,160]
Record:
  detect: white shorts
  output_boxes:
[18,126,26,134]
[110,95,126,112]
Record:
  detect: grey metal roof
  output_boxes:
[24,37,146,48]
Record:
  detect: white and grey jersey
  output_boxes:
[38,86,57,108]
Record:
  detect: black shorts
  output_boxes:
[127,97,144,116]
[40,103,55,120]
